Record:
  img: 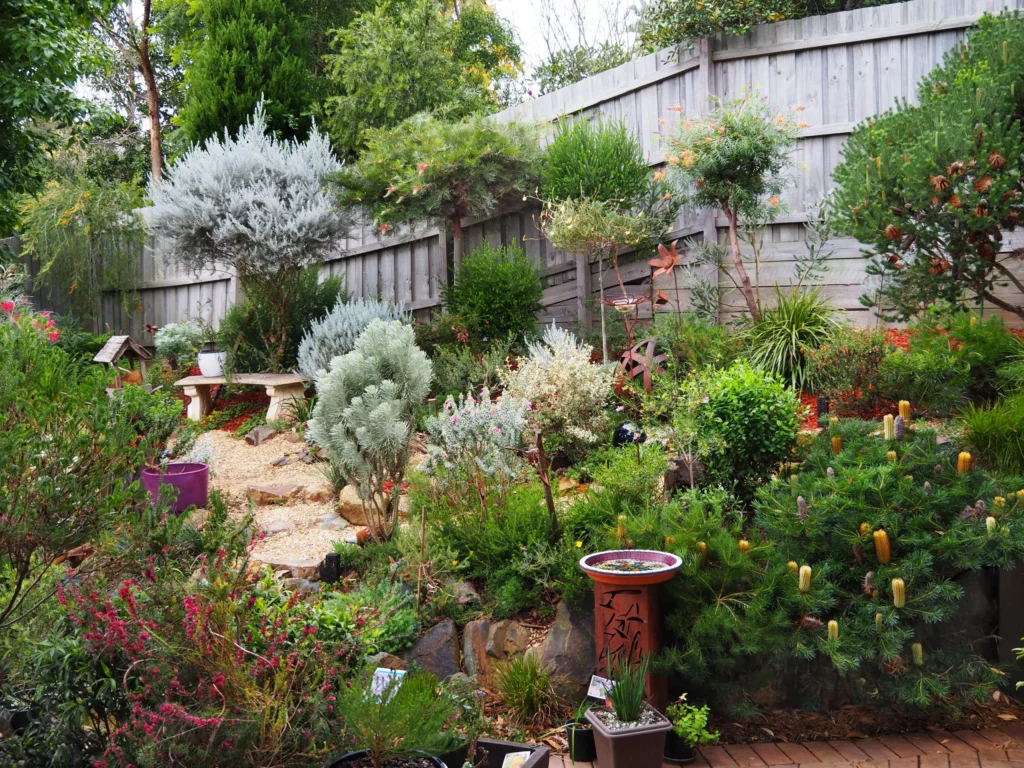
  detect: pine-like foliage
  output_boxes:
[177,0,315,143]
[307,319,431,539]
[830,11,1024,322]
[297,297,409,383]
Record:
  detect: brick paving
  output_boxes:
[551,724,1024,768]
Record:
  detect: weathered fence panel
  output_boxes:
[11,0,1024,336]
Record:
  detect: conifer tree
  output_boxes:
[176,0,314,143]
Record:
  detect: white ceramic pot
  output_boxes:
[197,350,227,377]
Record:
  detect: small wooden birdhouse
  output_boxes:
[93,334,153,388]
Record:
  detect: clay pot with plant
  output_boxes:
[584,656,671,768]
[663,694,719,764]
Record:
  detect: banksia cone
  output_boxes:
[799,565,812,594]
[827,467,835,478]
[958,452,973,473]
[875,612,883,631]
[892,577,906,608]
[617,515,627,542]
[828,620,839,639]
[863,571,875,595]
[894,415,906,440]
[995,496,1006,509]
[887,450,898,463]
[860,522,872,536]
[797,496,808,520]
[739,539,751,554]
[987,516,997,536]
[899,400,911,421]
[1017,489,1024,498]
[664,536,675,546]
[832,436,843,455]
[912,642,924,666]
[924,481,933,494]
[883,414,895,441]
[874,529,891,563]
[698,541,707,564]
[788,561,799,575]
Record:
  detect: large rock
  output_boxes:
[463,618,531,686]
[248,484,304,506]
[337,485,369,526]
[306,485,335,504]
[261,519,297,535]
[402,620,460,680]
[537,600,595,701]
[366,651,407,670]
[262,557,321,579]
[245,426,276,446]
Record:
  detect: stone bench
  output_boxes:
[175,373,308,423]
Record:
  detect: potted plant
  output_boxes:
[197,339,227,377]
[565,700,597,763]
[141,432,214,514]
[325,668,462,768]
[664,695,719,764]
[584,656,671,768]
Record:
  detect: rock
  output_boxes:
[245,426,277,446]
[936,435,952,445]
[537,600,596,701]
[463,619,492,683]
[282,577,320,594]
[306,485,335,504]
[558,477,578,493]
[366,652,407,670]
[337,485,369,526]
[664,453,704,496]
[261,519,297,535]
[453,581,480,606]
[501,622,531,656]
[270,455,292,467]
[402,620,460,680]
[315,513,350,531]
[283,431,303,444]
[248,484,304,506]
[263,558,321,579]
[300,451,317,464]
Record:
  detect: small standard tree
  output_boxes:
[664,93,800,321]
[335,112,541,270]
[145,105,350,368]
[831,12,1024,322]
[307,319,431,540]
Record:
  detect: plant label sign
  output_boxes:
[370,667,406,701]
[500,752,532,768]
[587,674,615,701]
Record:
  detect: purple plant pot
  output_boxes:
[141,462,210,513]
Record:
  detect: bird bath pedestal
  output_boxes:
[579,549,682,710]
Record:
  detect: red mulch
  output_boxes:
[215,390,271,432]
[799,392,819,431]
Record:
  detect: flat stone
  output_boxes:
[248,484,304,506]
[282,577,320,594]
[502,622,531,656]
[315,513,350,531]
[283,431,303,444]
[337,485,369,526]
[245,426,277,446]
[558,477,578,493]
[401,619,460,680]
[537,600,596,701]
[453,581,480,606]
[263,558,321,579]
[262,520,297,535]
[270,455,292,467]
[306,485,335,504]
[463,618,492,682]
[300,451,317,464]
[366,651,407,670]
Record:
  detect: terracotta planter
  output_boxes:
[324,751,445,768]
[585,705,672,768]
[141,462,210,513]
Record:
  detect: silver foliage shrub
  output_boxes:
[145,104,350,278]
[297,297,409,383]
[154,321,206,368]
[307,319,431,539]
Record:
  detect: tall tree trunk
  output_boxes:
[721,202,761,321]
[452,216,463,273]
[139,0,162,182]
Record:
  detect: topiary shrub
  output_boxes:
[440,242,542,342]
[297,297,409,383]
[682,360,800,500]
[307,319,431,540]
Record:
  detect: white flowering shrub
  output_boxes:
[425,388,527,509]
[154,321,206,369]
[501,324,614,451]
[146,105,349,279]
[307,319,431,539]
[297,297,409,383]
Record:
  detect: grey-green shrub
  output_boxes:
[297,297,409,382]
[154,321,206,369]
[307,319,431,539]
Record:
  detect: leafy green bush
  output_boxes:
[441,243,542,342]
[960,393,1024,475]
[665,696,719,747]
[52,316,110,363]
[744,289,843,390]
[108,384,182,457]
[652,312,744,376]
[493,654,559,726]
[333,668,461,768]
[682,361,800,500]
[218,265,344,373]
[805,326,890,416]
[430,339,513,400]
[319,580,420,653]
[543,118,652,205]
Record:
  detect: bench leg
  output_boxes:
[265,383,306,422]
[183,385,212,422]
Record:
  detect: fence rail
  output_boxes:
[9,0,1024,341]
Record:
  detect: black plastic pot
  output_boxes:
[439,744,468,768]
[447,739,550,768]
[565,722,597,763]
[664,731,697,764]
[325,750,447,768]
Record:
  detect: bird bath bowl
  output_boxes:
[579,549,682,586]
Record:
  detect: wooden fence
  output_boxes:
[11,0,1024,341]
